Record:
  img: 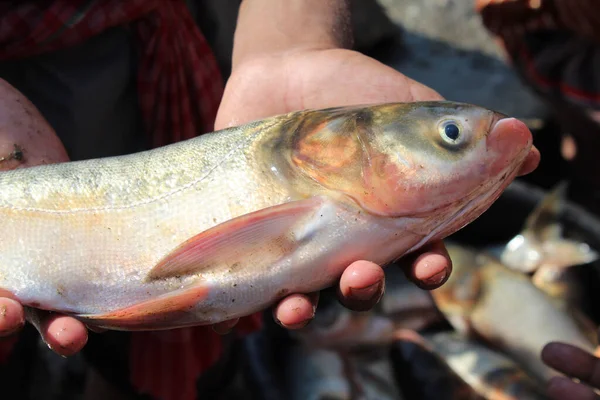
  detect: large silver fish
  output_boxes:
[0,101,532,331]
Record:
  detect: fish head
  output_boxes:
[291,101,533,237]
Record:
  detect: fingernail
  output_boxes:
[284,319,311,330]
[349,282,383,302]
[422,270,448,288]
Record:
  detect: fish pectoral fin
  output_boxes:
[77,284,210,330]
[145,196,326,281]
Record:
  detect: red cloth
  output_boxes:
[476,0,600,109]
[0,336,18,364]
[0,0,222,148]
[0,1,264,399]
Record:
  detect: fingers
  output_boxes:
[24,308,88,357]
[337,260,385,311]
[397,241,452,290]
[272,292,319,329]
[542,342,600,389]
[547,376,600,400]
[0,296,25,336]
[517,146,541,176]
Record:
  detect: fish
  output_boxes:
[379,266,443,331]
[431,242,598,383]
[391,330,485,400]
[0,101,533,331]
[290,292,397,350]
[497,181,598,310]
[422,331,549,400]
[284,345,403,400]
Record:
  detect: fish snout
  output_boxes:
[485,114,533,175]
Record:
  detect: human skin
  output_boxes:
[542,335,600,400]
[0,0,539,354]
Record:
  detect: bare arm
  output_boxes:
[232,0,353,68]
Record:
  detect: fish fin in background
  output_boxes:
[499,181,567,272]
[527,180,597,266]
[524,180,568,242]
[145,196,325,281]
[501,180,598,272]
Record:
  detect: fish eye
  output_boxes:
[438,120,463,145]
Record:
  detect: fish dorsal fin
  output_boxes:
[145,196,325,281]
[524,181,569,242]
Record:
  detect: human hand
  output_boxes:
[212,47,539,332]
[542,336,600,400]
[0,78,88,357]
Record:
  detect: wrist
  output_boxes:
[232,0,353,69]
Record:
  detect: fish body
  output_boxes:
[425,331,549,400]
[0,102,532,330]
[285,345,402,400]
[432,243,597,383]
[392,332,485,400]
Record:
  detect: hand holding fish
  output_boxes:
[0,0,540,359]
[542,335,600,399]
[0,78,88,356]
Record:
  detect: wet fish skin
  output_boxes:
[0,101,532,331]
[284,345,402,400]
[424,331,550,400]
[432,243,597,383]
[392,332,485,400]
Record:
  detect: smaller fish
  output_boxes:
[391,330,485,400]
[290,270,442,350]
[284,345,403,400]
[431,242,598,383]
[291,296,397,350]
[423,331,550,400]
[499,181,598,270]
[380,266,444,331]
[496,181,599,314]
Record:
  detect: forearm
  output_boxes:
[232,0,353,69]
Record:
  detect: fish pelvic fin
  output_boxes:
[78,284,210,330]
